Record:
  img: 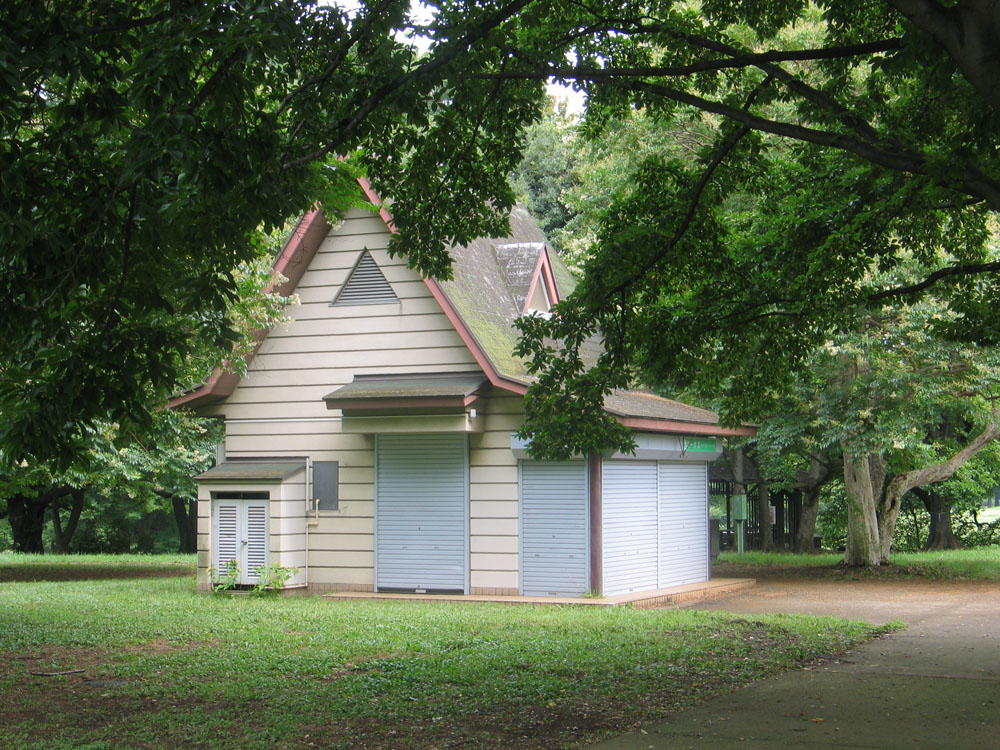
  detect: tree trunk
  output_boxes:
[914,487,963,550]
[7,493,49,553]
[756,479,775,551]
[51,488,84,554]
[842,450,884,566]
[794,486,821,553]
[171,495,198,554]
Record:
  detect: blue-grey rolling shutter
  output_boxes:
[520,461,588,596]
[376,433,467,593]
[602,460,659,595]
[658,461,710,587]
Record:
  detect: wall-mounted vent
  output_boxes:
[333,251,399,306]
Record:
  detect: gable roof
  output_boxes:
[172,178,752,437]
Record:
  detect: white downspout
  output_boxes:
[304,457,314,588]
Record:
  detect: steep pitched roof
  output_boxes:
[172,178,752,437]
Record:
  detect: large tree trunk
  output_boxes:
[51,488,85,554]
[171,495,198,554]
[842,450,885,566]
[794,487,821,553]
[913,487,963,550]
[756,479,775,551]
[7,493,49,553]
[793,454,837,553]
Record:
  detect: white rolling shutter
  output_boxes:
[602,460,659,595]
[520,461,588,596]
[658,461,710,587]
[376,433,468,593]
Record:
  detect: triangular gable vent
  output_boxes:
[333,250,399,306]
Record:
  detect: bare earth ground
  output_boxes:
[591,575,1000,749]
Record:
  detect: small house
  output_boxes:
[176,179,752,597]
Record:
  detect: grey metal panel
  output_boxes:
[658,461,710,587]
[313,461,339,511]
[520,461,588,597]
[602,460,659,595]
[376,433,467,592]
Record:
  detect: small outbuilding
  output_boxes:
[175,178,752,596]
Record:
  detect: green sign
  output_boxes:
[684,437,717,452]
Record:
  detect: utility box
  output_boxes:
[731,493,748,521]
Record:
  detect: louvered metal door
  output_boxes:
[376,433,468,593]
[602,460,659,595]
[212,500,269,585]
[658,462,710,587]
[520,461,588,596]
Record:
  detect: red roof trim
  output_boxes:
[357,179,531,396]
[618,416,757,437]
[523,245,560,314]
[169,209,331,410]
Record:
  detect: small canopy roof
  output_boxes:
[196,458,306,482]
[323,372,488,413]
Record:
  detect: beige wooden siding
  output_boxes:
[468,393,523,594]
[199,208,485,590]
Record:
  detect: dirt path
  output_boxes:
[590,577,1000,749]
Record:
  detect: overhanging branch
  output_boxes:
[869,260,1000,301]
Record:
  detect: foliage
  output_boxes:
[502,2,1000,457]
[0,408,223,552]
[211,559,241,592]
[252,563,299,593]
[0,575,884,748]
[508,99,581,255]
[0,0,545,464]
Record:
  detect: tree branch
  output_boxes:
[885,416,1000,503]
[482,40,901,81]
[281,0,534,170]
[868,260,1000,301]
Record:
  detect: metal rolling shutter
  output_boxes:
[520,461,588,596]
[376,433,467,593]
[602,460,659,595]
[658,461,710,587]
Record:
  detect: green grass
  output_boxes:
[0,553,196,569]
[0,576,888,750]
[0,553,196,583]
[717,547,1000,579]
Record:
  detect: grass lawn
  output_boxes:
[0,572,889,749]
[715,546,1000,580]
[0,553,196,583]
